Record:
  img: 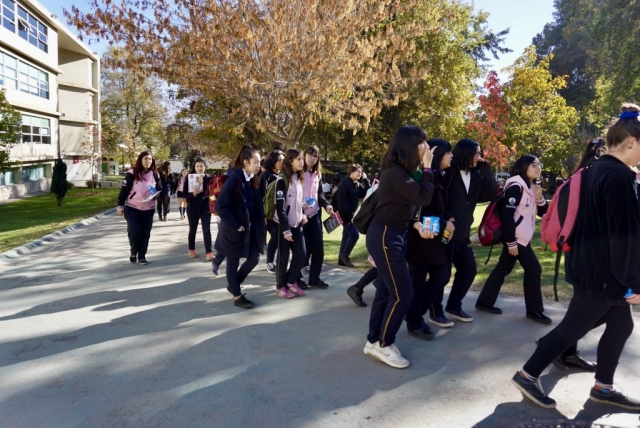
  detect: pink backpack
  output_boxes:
[540,167,586,300]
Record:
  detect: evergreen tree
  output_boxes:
[51,157,68,206]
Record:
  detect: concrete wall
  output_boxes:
[58,87,93,122]
[58,50,92,88]
[0,178,51,200]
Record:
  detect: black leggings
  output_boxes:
[156,196,170,218]
[523,293,634,384]
[266,219,278,264]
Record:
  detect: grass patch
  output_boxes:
[323,202,574,300]
[0,188,120,253]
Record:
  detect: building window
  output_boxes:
[19,60,48,98]
[0,51,18,90]
[21,164,44,181]
[0,0,48,53]
[0,170,13,186]
[21,114,51,144]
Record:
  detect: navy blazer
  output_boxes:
[214,168,265,259]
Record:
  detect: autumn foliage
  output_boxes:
[466,71,513,171]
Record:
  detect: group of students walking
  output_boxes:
[116,103,640,411]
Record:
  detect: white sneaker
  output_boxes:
[363,341,376,356]
[371,343,410,369]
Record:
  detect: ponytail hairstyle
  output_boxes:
[281,148,304,184]
[606,103,640,149]
[303,145,322,174]
[232,144,260,188]
[133,151,156,181]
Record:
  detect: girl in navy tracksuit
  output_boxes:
[116,151,162,265]
[214,145,265,309]
[364,125,435,369]
[273,148,308,299]
[183,158,213,259]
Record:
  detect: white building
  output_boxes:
[0,0,100,200]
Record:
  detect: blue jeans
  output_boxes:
[339,222,359,257]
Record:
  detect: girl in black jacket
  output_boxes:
[214,145,265,309]
[259,150,284,274]
[405,139,456,339]
[334,164,370,267]
[183,158,213,259]
[512,103,640,410]
[364,125,435,369]
[156,161,174,221]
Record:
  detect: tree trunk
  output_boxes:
[57,195,62,206]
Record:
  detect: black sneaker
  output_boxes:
[511,372,557,409]
[308,279,329,289]
[526,312,552,325]
[138,259,148,265]
[338,255,355,268]
[475,302,502,314]
[553,351,597,372]
[590,387,640,410]
[234,294,255,309]
[346,285,367,307]
[297,278,310,289]
[129,255,136,263]
[408,322,435,341]
[266,263,276,274]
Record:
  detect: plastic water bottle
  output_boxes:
[147,185,156,195]
[624,288,634,298]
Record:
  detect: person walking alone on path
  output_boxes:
[117,151,162,265]
[475,155,551,324]
[183,159,213,260]
[334,164,370,267]
[511,103,640,410]
[259,150,284,275]
[214,145,265,309]
[364,125,436,369]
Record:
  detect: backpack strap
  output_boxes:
[484,245,494,265]
[553,251,562,302]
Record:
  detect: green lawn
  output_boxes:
[0,188,120,253]
[323,202,574,301]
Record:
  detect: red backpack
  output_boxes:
[207,174,229,215]
[478,183,523,250]
[540,167,586,301]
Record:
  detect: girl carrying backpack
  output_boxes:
[475,155,550,324]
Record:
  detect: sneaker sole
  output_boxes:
[363,345,375,356]
[370,349,410,369]
[428,318,454,328]
[511,378,557,409]
[589,395,640,410]
[445,311,473,322]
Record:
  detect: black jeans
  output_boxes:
[340,222,359,257]
[226,241,260,297]
[303,213,324,282]
[156,196,170,219]
[366,223,413,347]
[523,294,634,384]
[187,202,212,253]
[124,206,155,259]
[406,262,450,330]
[354,267,377,290]
[434,238,476,313]
[266,219,278,264]
[277,226,306,288]
[477,243,544,313]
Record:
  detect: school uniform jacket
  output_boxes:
[117,169,162,211]
[501,175,548,248]
[214,168,265,259]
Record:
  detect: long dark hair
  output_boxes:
[232,144,260,189]
[133,151,156,181]
[451,139,479,172]
[575,138,605,172]
[265,150,285,172]
[158,161,172,179]
[427,138,452,173]
[281,148,304,184]
[304,145,322,174]
[510,154,537,184]
[381,125,427,171]
[190,157,206,173]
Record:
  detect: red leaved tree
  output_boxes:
[466,71,513,172]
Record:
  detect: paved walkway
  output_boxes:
[0,204,639,427]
